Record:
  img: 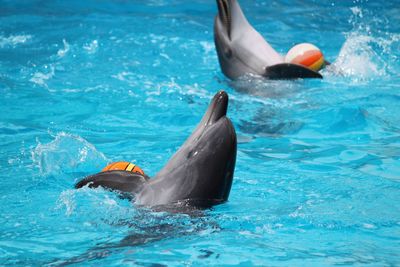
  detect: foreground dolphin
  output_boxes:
[214,0,322,79]
[75,91,237,208]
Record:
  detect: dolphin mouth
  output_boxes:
[203,90,228,126]
[216,0,231,38]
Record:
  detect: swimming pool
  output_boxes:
[1,0,399,265]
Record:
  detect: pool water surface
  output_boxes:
[1,0,400,265]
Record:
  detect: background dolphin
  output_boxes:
[214,0,322,79]
[75,91,237,208]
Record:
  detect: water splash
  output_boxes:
[331,33,383,79]
[56,189,76,216]
[328,6,400,81]
[32,132,107,176]
[56,187,128,217]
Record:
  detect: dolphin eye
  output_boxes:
[224,48,232,59]
[187,150,199,159]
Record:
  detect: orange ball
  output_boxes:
[285,43,325,72]
[102,161,144,175]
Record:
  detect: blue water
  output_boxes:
[1,0,400,265]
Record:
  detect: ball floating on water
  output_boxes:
[285,43,325,72]
[102,161,144,175]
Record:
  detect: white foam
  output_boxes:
[0,34,32,48]
[29,64,55,87]
[57,39,70,58]
[199,41,214,55]
[83,40,98,54]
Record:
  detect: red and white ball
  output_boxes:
[285,43,325,72]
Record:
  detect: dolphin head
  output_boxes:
[136,91,237,207]
[214,0,283,79]
[214,0,255,78]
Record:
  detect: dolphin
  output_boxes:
[75,91,237,208]
[214,0,322,79]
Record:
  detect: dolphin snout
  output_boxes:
[207,90,228,124]
[216,0,231,37]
